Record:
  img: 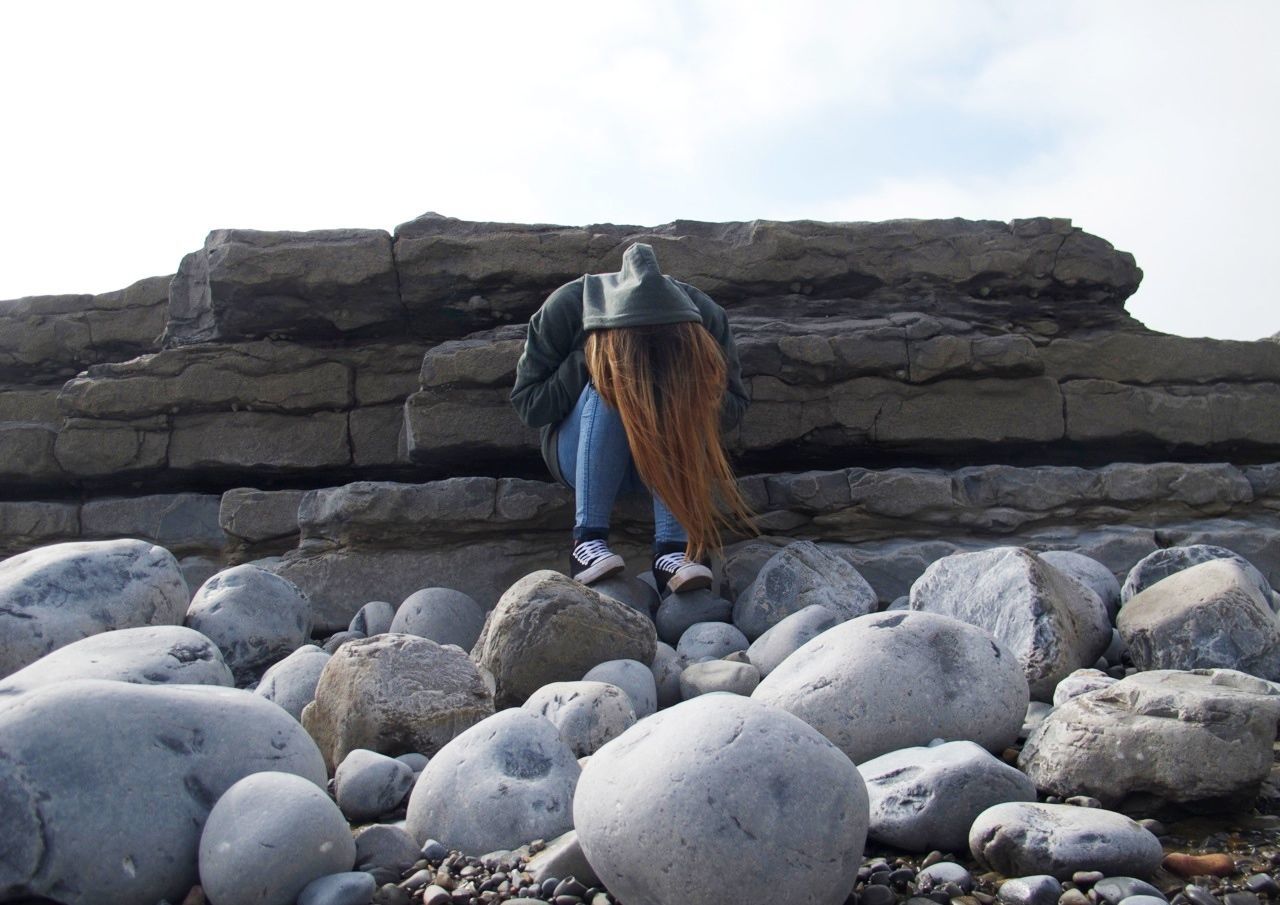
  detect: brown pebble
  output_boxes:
[1165,854,1237,879]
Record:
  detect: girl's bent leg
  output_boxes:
[556,384,633,540]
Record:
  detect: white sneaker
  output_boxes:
[570,539,625,585]
[653,549,713,595]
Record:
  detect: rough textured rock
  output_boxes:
[404,708,580,855]
[1051,668,1117,706]
[754,611,1028,764]
[349,600,396,637]
[746,604,839,677]
[523,680,637,757]
[0,624,233,700]
[859,741,1037,853]
[254,644,331,721]
[184,564,313,684]
[0,679,327,905]
[471,570,657,707]
[1018,669,1280,810]
[0,538,189,678]
[969,802,1164,880]
[909,547,1112,701]
[1118,559,1280,678]
[390,586,486,651]
[582,659,658,719]
[574,693,869,905]
[302,633,494,772]
[732,540,878,640]
[1121,544,1277,607]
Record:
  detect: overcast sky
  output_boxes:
[1,1,1276,340]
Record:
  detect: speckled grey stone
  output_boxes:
[335,748,417,822]
[679,660,761,698]
[1052,669,1118,706]
[733,541,878,640]
[390,587,486,651]
[746,604,838,677]
[677,622,750,662]
[1122,545,1276,610]
[523,681,637,757]
[583,659,658,719]
[254,644,331,721]
[998,875,1064,905]
[353,823,421,876]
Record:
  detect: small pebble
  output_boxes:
[421,840,449,863]
[918,863,975,894]
[891,868,919,887]
[998,875,1063,905]
[374,885,410,905]
[542,877,561,898]
[1060,890,1091,905]
[1225,894,1262,905]
[922,852,948,869]
[1095,879,1166,905]
[1139,819,1168,837]
[1074,873,1105,888]
[1185,887,1224,905]
[297,872,378,905]
[862,885,897,905]
[1116,897,1170,905]
[401,869,432,891]
[1165,855,1236,879]
[1245,875,1280,896]
[555,878,589,899]
[1066,796,1103,809]
[422,887,451,905]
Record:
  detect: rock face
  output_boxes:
[1018,669,1280,810]
[471,570,657,707]
[573,694,869,905]
[909,547,1112,701]
[0,679,327,905]
[1118,559,1280,678]
[0,539,189,678]
[753,611,1029,764]
[732,541,878,640]
[302,633,494,772]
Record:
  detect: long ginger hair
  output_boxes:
[585,321,755,562]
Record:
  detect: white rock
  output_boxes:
[523,681,636,757]
[969,802,1163,879]
[1052,668,1118,706]
[746,604,838,677]
[680,660,760,698]
[254,644,331,721]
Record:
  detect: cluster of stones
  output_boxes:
[3,529,1280,905]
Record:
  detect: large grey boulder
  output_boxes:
[733,541,878,640]
[0,625,233,701]
[1018,669,1280,810]
[969,802,1163,880]
[583,659,658,719]
[0,679,326,905]
[1117,559,1280,679]
[198,771,356,905]
[254,644,332,721]
[858,741,1037,853]
[746,604,838,677]
[349,600,395,636]
[1039,550,1122,620]
[334,748,416,823]
[574,693,869,905]
[909,547,1112,701]
[302,633,494,772]
[405,708,580,855]
[1121,544,1278,609]
[390,586,486,651]
[185,564,313,684]
[523,680,637,757]
[471,570,657,707]
[676,621,750,662]
[0,539,189,677]
[754,611,1028,764]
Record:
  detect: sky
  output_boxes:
[1,1,1276,340]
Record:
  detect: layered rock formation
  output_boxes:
[2,213,1278,627]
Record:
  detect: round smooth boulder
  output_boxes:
[1039,550,1122,620]
[523,681,637,757]
[583,659,658,719]
[350,600,395,636]
[335,748,417,822]
[732,540,878,640]
[390,587,486,651]
[0,538,189,678]
[185,564,312,684]
[297,872,377,905]
[746,604,838,677]
[405,708,581,855]
[0,624,233,701]
[0,679,327,905]
[650,642,683,709]
[677,621,750,662]
[1121,544,1276,609]
[656,588,733,645]
[302,633,494,772]
[574,694,869,905]
[680,660,760,698]
[754,611,1029,764]
[909,547,1112,701]
[254,644,332,721]
[858,741,1037,853]
[969,802,1163,880]
[199,771,356,905]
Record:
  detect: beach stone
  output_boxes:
[650,641,683,709]
[525,830,602,887]
[1020,669,1280,810]
[677,621,750,662]
[1040,550,1123,620]
[917,862,975,892]
[592,574,660,617]
[199,771,356,905]
[254,644,331,721]
[969,802,1164,880]
[523,681,637,757]
[999,876,1063,905]
[302,633,494,772]
[1117,560,1280,679]
[353,824,421,878]
[390,587,486,651]
[185,564,312,684]
[0,538,188,678]
[732,540,878,640]
[858,741,1038,853]
[324,630,365,654]
[474,570,657,707]
[405,708,580,855]
[909,547,1112,701]
[1163,854,1236,878]
[350,601,396,636]
[583,659,658,719]
[754,611,1028,764]
[1094,878,1165,903]
[0,678,326,905]
[1122,545,1277,609]
[679,660,761,698]
[655,588,733,645]
[298,871,378,905]
[746,604,838,677]
[1052,669,1118,706]
[396,752,429,772]
[335,748,417,822]
[574,694,869,905]
[0,624,233,700]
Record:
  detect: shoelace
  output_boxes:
[654,551,688,573]
[573,539,614,565]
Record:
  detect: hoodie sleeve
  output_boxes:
[685,285,751,431]
[510,280,590,429]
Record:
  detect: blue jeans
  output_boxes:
[557,384,688,546]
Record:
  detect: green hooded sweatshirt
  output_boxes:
[510,242,750,487]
